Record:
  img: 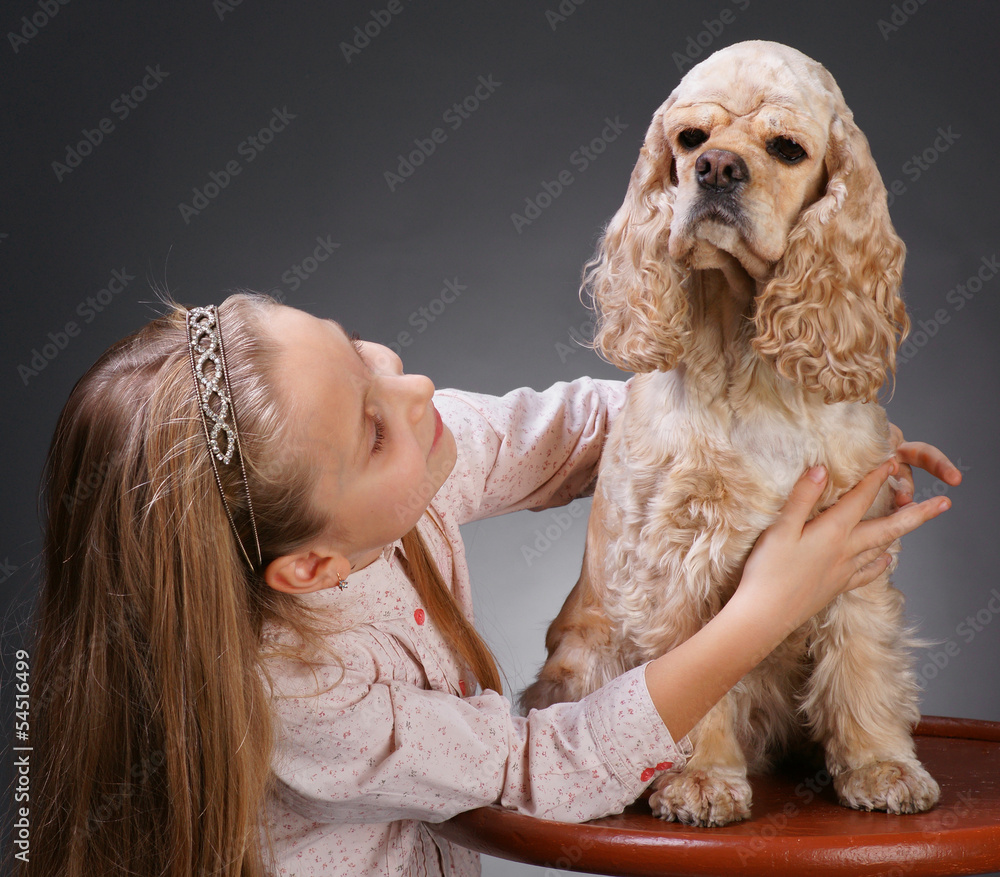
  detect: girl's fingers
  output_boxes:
[772,466,829,533]
[808,461,894,536]
[893,464,915,506]
[889,422,905,452]
[853,494,951,551]
[894,441,963,487]
[847,552,893,591]
[853,543,891,572]
[886,425,960,506]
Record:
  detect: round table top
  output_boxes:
[436,716,1000,877]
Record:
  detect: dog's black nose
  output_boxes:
[696,149,749,192]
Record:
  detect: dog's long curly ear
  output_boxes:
[753,86,908,403]
[584,100,688,373]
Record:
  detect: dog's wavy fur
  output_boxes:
[521,41,938,827]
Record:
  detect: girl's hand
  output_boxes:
[736,462,951,636]
[888,423,963,507]
[647,453,956,741]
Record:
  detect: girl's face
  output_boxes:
[268,305,457,570]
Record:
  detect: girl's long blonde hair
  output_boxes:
[21,293,500,877]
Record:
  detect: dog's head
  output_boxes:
[588,41,908,403]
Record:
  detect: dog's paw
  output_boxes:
[835,759,940,814]
[649,768,752,827]
[519,675,579,713]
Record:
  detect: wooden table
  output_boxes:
[437,716,1000,876]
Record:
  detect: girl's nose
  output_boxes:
[386,372,435,423]
[384,348,404,375]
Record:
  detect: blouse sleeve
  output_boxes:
[433,377,629,526]
[269,645,690,825]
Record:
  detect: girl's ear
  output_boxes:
[265,550,349,594]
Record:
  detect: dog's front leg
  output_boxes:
[519,555,624,710]
[520,492,628,711]
[649,689,752,826]
[803,575,940,814]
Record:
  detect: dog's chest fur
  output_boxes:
[593,357,894,660]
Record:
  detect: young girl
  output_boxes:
[22,293,958,877]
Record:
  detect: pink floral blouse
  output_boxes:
[263,378,692,876]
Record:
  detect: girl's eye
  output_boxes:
[371,413,386,455]
[350,331,385,455]
[350,331,365,358]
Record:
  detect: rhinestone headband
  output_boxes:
[186,305,263,569]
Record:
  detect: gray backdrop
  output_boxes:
[2,2,998,875]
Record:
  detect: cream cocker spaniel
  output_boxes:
[522,41,939,826]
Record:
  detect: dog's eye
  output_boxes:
[768,137,807,164]
[678,128,708,150]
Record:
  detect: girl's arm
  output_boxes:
[645,460,952,741]
[268,650,686,826]
[268,446,955,827]
[434,378,628,524]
